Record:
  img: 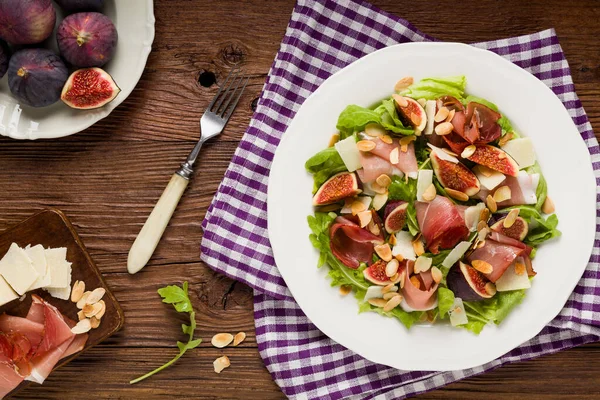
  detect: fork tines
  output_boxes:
[208,68,250,120]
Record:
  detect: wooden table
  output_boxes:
[3,0,599,398]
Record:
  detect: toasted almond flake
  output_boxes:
[498,151,506,159]
[431,266,442,283]
[498,131,514,147]
[383,292,400,300]
[476,239,486,249]
[414,256,432,273]
[445,188,469,202]
[86,288,106,305]
[493,186,512,203]
[394,253,404,262]
[422,183,436,202]
[461,145,476,159]
[478,227,490,242]
[351,200,368,216]
[446,109,456,122]
[542,196,555,214]
[77,310,86,321]
[365,123,386,138]
[95,300,106,319]
[76,292,91,309]
[398,270,406,288]
[388,233,397,246]
[233,332,247,346]
[399,135,416,146]
[383,295,403,312]
[412,238,425,257]
[368,220,381,236]
[376,174,392,188]
[357,210,372,228]
[389,147,400,164]
[368,298,387,307]
[477,220,488,232]
[71,319,92,334]
[339,285,352,296]
[515,262,527,276]
[372,193,388,211]
[374,244,393,262]
[90,317,101,329]
[328,133,340,147]
[213,356,231,374]
[486,195,498,213]
[70,280,85,303]
[357,140,376,152]
[441,148,459,157]
[479,207,490,223]
[478,165,494,177]
[392,93,408,108]
[409,275,421,290]
[485,282,497,296]
[394,76,414,91]
[391,272,400,284]
[400,144,407,153]
[382,283,396,294]
[503,209,520,228]
[434,122,453,136]
[83,303,101,318]
[385,259,400,277]
[434,106,449,122]
[211,333,234,348]
[417,98,427,107]
[381,134,393,144]
[472,260,493,274]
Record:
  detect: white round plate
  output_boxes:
[268,42,596,371]
[0,0,155,140]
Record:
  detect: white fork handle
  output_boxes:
[128,174,189,274]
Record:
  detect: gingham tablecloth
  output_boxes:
[201,0,600,398]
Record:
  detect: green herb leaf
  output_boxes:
[497,205,561,246]
[376,98,414,135]
[462,289,527,334]
[336,105,381,138]
[437,287,455,319]
[305,147,348,193]
[400,76,466,100]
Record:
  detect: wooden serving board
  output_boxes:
[0,209,124,398]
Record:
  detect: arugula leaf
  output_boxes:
[336,105,381,138]
[405,204,420,236]
[388,175,417,202]
[400,76,467,100]
[422,249,452,266]
[130,282,202,384]
[437,287,455,319]
[305,147,347,193]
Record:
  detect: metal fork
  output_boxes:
[128,69,249,274]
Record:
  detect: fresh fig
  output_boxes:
[363,260,393,285]
[55,0,104,13]
[465,145,519,177]
[395,96,427,132]
[464,102,502,144]
[312,172,361,206]
[0,40,8,79]
[8,49,69,108]
[383,201,408,234]
[57,12,118,67]
[0,0,56,45]
[430,150,480,196]
[490,216,528,241]
[446,261,495,302]
[61,67,120,109]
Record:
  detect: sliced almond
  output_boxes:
[367,220,381,236]
[394,76,413,91]
[357,140,376,152]
[339,285,352,296]
[392,93,408,108]
[515,262,526,276]
[445,188,469,202]
[461,145,476,159]
[357,210,372,228]
[434,122,453,136]
[381,283,397,294]
[475,239,486,249]
[485,282,497,296]
[399,135,416,146]
[370,181,388,195]
[394,253,405,262]
[385,259,400,277]
[472,260,493,274]
[493,186,512,203]
[498,132,514,147]
[398,270,406,288]
[412,237,425,257]
[70,280,85,303]
[442,148,459,157]
[409,275,421,290]
[477,220,488,232]
[503,209,520,228]
[486,195,498,213]
[389,147,400,164]
[76,291,92,309]
[542,196,555,214]
[71,318,92,334]
[376,174,392,188]
[381,134,393,144]
[77,310,86,321]
[422,183,436,202]
[372,193,388,211]
[383,292,400,300]
[83,302,103,318]
[86,288,106,305]
[446,109,456,122]
[328,133,340,147]
[211,333,234,348]
[213,356,231,374]
[374,244,393,262]
[478,227,490,242]
[479,207,490,223]
[498,151,507,159]
[351,200,368,216]
[368,298,387,308]
[431,266,442,284]
[434,106,449,123]
[417,98,427,107]
[388,233,397,246]
[90,316,101,329]
[95,300,106,320]
[414,256,432,273]
[233,331,247,346]
[383,295,403,312]
[365,123,386,138]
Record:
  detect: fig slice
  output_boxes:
[490,216,528,241]
[465,145,519,177]
[394,96,427,132]
[312,172,361,206]
[363,259,393,285]
[61,67,120,110]
[383,201,408,234]
[430,150,480,196]
[447,261,495,302]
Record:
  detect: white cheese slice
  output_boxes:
[44,247,70,289]
[517,171,539,205]
[442,241,472,268]
[501,137,536,169]
[0,275,18,307]
[416,170,433,201]
[334,136,362,172]
[449,297,469,326]
[26,244,51,291]
[363,285,384,301]
[45,262,72,300]
[392,231,416,260]
[340,195,371,214]
[0,243,39,295]
[464,203,487,232]
[473,165,505,191]
[427,143,458,163]
[424,100,436,135]
[495,262,531,291]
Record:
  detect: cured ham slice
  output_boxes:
[62,334,88,360]
[443,131,470,154]
[0,315,44,351]
[329,216,384,269]
[0,360,23,399]
[415,196,470,254]
[475,172,538,207]
[30,296,74,356]
[357,152,397,183]
[463,102,502,144]
[467,239,525,282]
[27,336,75,385]
[489,231,532,256]
[401,260,438,311]
[360,137,418,179]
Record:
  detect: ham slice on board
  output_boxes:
[415,195,470,254]
[329,216,384,269]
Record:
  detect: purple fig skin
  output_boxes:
[446,262,491,302]
[57,12,118,68]
[55,0,104,13]
[8,49,69,108]
[0,40,9,79]
[0,0,56,45]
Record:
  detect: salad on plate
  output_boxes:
[306,76,561,334]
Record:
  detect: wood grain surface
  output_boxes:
[2,0,599,398]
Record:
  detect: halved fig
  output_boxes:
[395,96,427,132]
[490,216,528,241]
[383,201,408,234]
[430,151,480,196]
[464,102,502,144]
[446,261,495,301]
[312,172,361,206]
[61,67,120,109]
[363,259,392,285]
[465,145,519,177]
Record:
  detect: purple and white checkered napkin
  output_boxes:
[201,0,600,398]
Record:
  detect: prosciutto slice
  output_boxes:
[0,360,23,399]
[401,260,438,311]
[489,231,532,256]
[415,196,470,254]
[368,138,418,178]
[463,102,502,144]
[467,239,525,282]
[0,315,44,352]
[357,152,397,183]
[32,296,74,356]
[329,216,384,269]
[27,336,75,384]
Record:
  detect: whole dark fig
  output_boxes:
[55,0,104,13]
[8,49,69,108]
[57,12,118,68]
[0,40,9,79]
[0,0,56,45]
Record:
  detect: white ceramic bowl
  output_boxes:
[0,0,155,140]
[268,42,596,371]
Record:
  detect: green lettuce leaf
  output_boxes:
[400,76,467,100]
[526,162,548,211]
[462,289,526,334]
[336,105,381,138]
[388,176,420,235]
[498,205,561,246]
[437,287,455,319]
[375,98,414,135]
[365,302,424,329]
[464,95,499,112]
[305,147,347,193]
